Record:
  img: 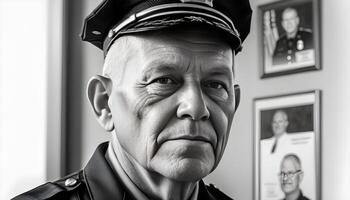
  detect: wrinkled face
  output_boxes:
[280,158,302,195]
[272,111,288,136]
[107,28,236,181]
[281,9,300,34]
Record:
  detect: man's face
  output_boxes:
[280,158,302,195]
[272,111,288,136]
[281,9,300,35]
[107,28,236,181]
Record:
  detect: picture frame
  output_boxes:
[253,90,321,200]
[258,0,321,78]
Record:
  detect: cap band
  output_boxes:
[136,3,235,31]
[103,3,241,54]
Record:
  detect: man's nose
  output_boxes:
[282,174,289,182]
[176,83,210,121]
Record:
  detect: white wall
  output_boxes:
[79,0,350,199]
[0,0,48,198]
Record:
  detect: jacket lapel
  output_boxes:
[197,180,216,200]
[83,142,127,200]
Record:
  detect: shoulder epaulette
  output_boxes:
[12,171,83,200]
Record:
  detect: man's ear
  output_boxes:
[234,84,241,111]
[87,75,114,132]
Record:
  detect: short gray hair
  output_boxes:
[281,153,302,170]
[102,36,138,86]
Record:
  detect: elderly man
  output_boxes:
[13,0,252,200]
[279,154,310,200]
[272,7,313,65]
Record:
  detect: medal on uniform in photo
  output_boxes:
[180,0,214,7]
[297,40,304,51]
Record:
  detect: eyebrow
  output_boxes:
[141,63,180,81]
[204,66,233,76]
[143,64,232,75]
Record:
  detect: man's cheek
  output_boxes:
[134,86,173,119]
[209,104,233,165]
[140,98,179,161]
[114,86,178,165]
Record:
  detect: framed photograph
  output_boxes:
[254,90,321,200]
[258,0,321,78]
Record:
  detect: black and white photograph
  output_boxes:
[259,0,321,77]
[1,0,349,200]
[254,91,321,200]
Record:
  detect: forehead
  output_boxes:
[146,33,231,73]
[281,158,298,171]
[273,112,286,121]
[139,26,232,52]
[283,9,297,19]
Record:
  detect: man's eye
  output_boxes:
[153,77,176,85]
[203,81,226,89]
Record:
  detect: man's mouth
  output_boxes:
[167,135,210,142]
[282,182,292,186]
[160,135,214,149]
[157,120,217,149]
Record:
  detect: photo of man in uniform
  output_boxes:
[272,7,314,66]
[260,0,319,76]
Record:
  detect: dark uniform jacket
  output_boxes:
[282,190,310,200]
[272,28,313,65]
[13,143,233,200]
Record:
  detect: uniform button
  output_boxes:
[287,55,292,60]
[108,30,114,38]
[65,178,78,187]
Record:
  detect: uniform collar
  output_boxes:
[105,142,150,200]
[197,181,217,200]
[296,190,307,200]
[282,190,307,200]
[83,142,130,200]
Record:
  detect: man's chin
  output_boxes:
[282,185,297,195]
[149,140,216,181]
[150,158,214,182]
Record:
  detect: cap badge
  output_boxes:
[180,0,213,7]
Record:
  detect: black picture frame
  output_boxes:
[258,0,321,78]
[253,90,321,200]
